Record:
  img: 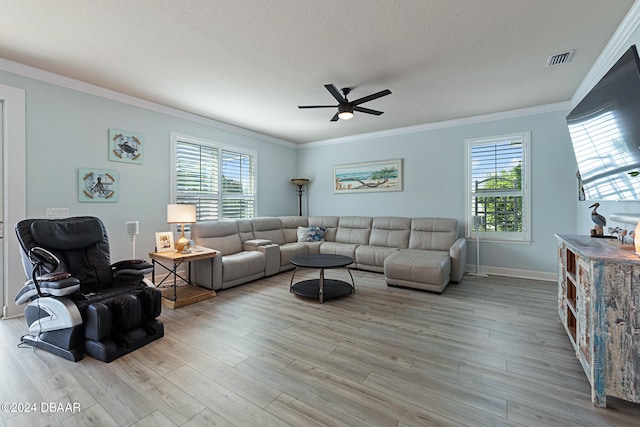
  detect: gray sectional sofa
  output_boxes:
[190,216,466,294]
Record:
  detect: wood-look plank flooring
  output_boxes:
[2,269,640,426]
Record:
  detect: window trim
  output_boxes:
[464,131,531,243]
[170,132,258,220]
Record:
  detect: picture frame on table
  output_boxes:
[155,231,175,253]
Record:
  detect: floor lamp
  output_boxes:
[291,178,310,216]
[468,215,488,277]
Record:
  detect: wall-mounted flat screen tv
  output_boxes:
[567,44,640,201]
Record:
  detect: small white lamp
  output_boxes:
[167,204,196,253]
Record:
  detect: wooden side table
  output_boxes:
[148,247,217,309]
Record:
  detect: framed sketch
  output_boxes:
[155,231,175,253]
[78,168,119,202]
[334,158,403,193]
[109,129,144,164]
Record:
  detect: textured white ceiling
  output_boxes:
[0,0,636,143]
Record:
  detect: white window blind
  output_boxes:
[466,132,530,242]
[221,149,255,218]
[172,134,256,221]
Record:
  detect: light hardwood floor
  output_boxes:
[2,269,640,426]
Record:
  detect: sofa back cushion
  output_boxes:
[409,218,458,251]
[191,221,242,255]
[251,217,286,245]
[308,216,339,241]
[335,216,373,245]
[369,217,411,248]
[279,216,309,243]
[237,219,255,242]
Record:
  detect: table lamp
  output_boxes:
[167,204,196,253]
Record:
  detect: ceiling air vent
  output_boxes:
[546,50,575,68]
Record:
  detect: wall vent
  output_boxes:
[546,50,575,67]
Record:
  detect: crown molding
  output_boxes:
[571,1,640,106]
[0,57,297,149]
[299,101,571,149]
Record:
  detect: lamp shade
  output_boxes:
[291,178,310,186]
[167,204,196,224]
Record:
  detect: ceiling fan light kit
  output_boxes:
[299,84,391,121]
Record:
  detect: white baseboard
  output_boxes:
[465,265,556,282]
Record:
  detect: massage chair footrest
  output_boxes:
[21,334,83,362]
[85,320,164,362]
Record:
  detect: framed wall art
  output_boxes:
[334,158,403,193]
[109,129,144,164]
[78,168,119,202]
[155,231,175,252]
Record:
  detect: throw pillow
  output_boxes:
[297,226,327,242]
[306,226,327,242]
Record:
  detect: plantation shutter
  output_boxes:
[221,149,255,218]
[175,141,219,221]
[467,132,530,242]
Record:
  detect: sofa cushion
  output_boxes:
[355,245,401,270]
[222,251,266,282]
[251,217,286,245]
[408,218,458,251]
[308,216,339,241]
[279,242,309,267]
[320,242,359,260]
[369,217,411,248]
[335,216,372,245]
[191,221,242,256]
[384,249,451,287]
[280,216,309,243]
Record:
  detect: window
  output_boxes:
[465,132,530,242]
[171,133,256,221]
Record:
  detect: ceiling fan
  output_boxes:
[298,84,392,121]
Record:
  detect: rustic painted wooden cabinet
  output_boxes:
[556,234,640,407]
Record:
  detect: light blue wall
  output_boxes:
[298,109,578,276]
[0,70,298,263]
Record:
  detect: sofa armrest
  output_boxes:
[192,249,223,290]
[256,244,280,276]
[243,239,274,250]
[449,237,467,283]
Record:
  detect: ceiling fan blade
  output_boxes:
[351,89,392,106]
[325,84,345,103]
[298,105,337,109]
[354,106,384,116]
[330,112,339,122]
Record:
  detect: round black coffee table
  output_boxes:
[289,254,355,303]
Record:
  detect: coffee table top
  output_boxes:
[290,254,353,269]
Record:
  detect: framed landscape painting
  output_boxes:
[334,159,403,193]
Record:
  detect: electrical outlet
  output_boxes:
[46,208,69,218]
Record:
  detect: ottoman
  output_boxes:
[383,249,451,293]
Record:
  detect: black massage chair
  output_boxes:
[14,216,164,362]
